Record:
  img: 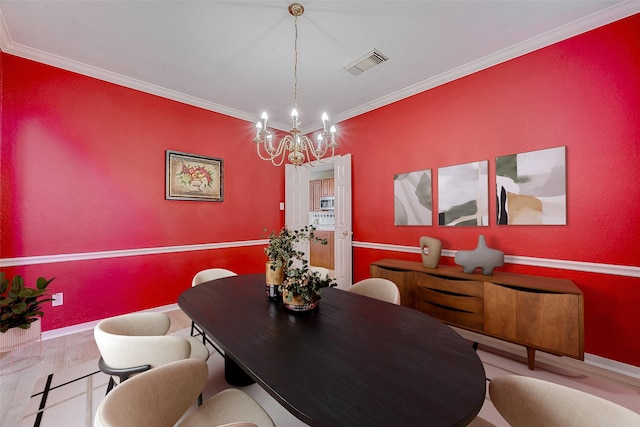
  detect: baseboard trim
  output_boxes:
[451,327,640,386]
[40,303,640,386]
[40,303,179,341]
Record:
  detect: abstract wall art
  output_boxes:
[394,169,432,226]
[438,160,488,226]
[496,146,566,225]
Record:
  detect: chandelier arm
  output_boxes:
[256,143,288,167]
[255,134,294,166]
[308,148,336,167]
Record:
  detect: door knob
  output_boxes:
[342,230,350,237]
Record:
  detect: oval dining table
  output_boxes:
[178,274,487,427]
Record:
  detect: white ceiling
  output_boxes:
[1,1,638,133]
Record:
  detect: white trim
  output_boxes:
[40,303,179,341]
[42,304,640,383]
[0,239,267,267]
[453,327,640,384]
[352,241,640,278]
[3,239,639,278]
[324,1,640,127]
[1,3,639,132]
[585,353,640,381]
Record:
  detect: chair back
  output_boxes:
[489,375,640,427]
[310,266,330,279]
[347,278,401,305]
[94,312,191,369]
[192,268,237,287]
[94,359,207,427]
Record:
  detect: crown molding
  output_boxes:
[333,1,640,125]
[2,3,639,129]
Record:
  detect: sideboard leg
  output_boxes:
[526,347,536,370]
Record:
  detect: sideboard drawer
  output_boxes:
[416,274,484,330]
[417,273,484,296]
[417,299,484,331]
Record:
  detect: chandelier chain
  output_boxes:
[293,14,298,110]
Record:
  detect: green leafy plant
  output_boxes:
[281,258,336,304]
[264,225,326,270]
[0,272,55,333]
[263,225,336,303]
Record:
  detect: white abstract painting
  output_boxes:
[496,146,566,225]
[394,169,432,226]
[438,160,489,226]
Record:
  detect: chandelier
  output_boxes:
[253,3,337,167]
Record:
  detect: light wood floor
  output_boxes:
[0,310,190,427]
[2,309,639,427]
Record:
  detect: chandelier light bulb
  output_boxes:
[267,132,273,151]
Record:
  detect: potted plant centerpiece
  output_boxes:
[281,258,335,311]
[0,272,55,352]
[264,225,335,309]
[264,226,300,293]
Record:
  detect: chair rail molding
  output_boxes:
[353,241,640,279]
[2,239,638,279]
[0,240,267,267]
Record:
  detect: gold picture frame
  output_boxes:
[165,150,224,202]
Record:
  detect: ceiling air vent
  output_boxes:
[344,49,389,76]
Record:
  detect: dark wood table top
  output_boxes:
[178,274,486,427]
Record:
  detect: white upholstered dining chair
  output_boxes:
[191,268,237,352]
[309,266,330,279]
[94,312,209,394]
[489,374,640,427]
[94,358,275,427]
[347,278,401,305]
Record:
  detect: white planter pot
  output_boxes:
[0,318,41,352]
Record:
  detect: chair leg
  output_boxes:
[106,377,116,395]
[193,321,224,356]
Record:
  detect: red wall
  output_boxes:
[1,14,639,367]
[347,14,640,366]
[1,56,285,328]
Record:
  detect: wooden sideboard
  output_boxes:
[370,259,584,369]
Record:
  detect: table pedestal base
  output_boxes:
[224,355,255,386]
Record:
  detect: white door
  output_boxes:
[333,154,353,289]
[285,164,311,263]
[285,155,353,288]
